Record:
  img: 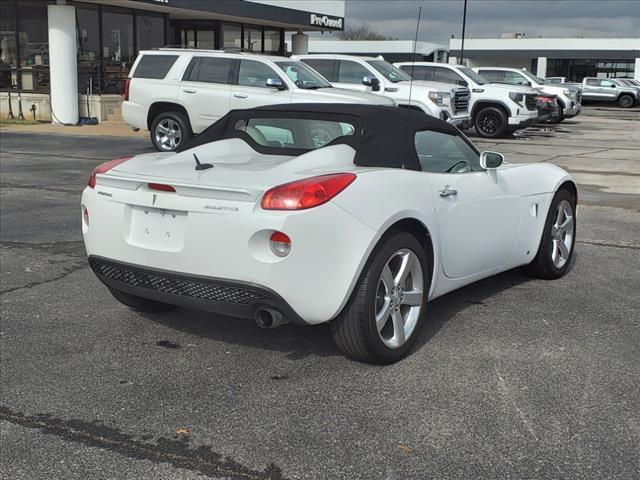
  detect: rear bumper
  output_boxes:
[446,114,471,130]
[89,255,307,324]
[122,101,148,131]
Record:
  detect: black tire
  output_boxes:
[523,189,577,279]
[474,106,508,138]
[330,231,430,364]
[618,94,634,108]
[109,288,177,313]
[547,101,564,124]
[150,111,192,152]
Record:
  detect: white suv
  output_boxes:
[394,62,540,138]
[294,54,471,129]
[123,49,395,151]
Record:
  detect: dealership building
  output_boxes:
[448,36,640,81]
[0,0,344,123]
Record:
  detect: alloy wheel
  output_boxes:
[479,112,500,135]
[155,118,182,151]
[374,249,424,348]
[550,199,574,268]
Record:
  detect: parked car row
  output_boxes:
[125,49,581,150]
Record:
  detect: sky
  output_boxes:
[330,0,640,43]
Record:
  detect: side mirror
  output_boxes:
[362,76,381,92]
[480,151,504,169]
[610,84,617,88]
[266,78,286,90]
[457,80,468,87]
[522,81,532,87]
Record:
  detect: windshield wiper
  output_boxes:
[193,153,213,171]
[303,85,331,90]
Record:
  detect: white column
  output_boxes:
[291,32,309,55]
[47,4,78,124]
[536,56,547,78]
[635,58,640,81]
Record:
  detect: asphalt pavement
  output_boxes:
[1,111,639,479]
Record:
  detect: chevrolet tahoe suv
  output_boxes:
[474,67,582,122]
[294,54,471,129]
[123,49,395,151]
[394,62,540,137]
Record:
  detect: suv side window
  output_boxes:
[600,79,615,87]
[238,59,281,88]
[415,130,480,173]
[400,65,431,81]
[502,71,528,85]
[337,60,372,84]
[183,57,233,84]
[133,55,179,79]
[478,70,503,82]
[585,78,599,86]
[433,67,465,85]
[301,59,337,82]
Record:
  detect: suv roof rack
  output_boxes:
[157,46,225,53]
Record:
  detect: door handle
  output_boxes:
[233,93,248,99]
[439,186,458,198]
[182,88,196,93]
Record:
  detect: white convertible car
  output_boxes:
[82,104,577,363]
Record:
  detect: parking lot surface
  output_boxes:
[1,110,639,479]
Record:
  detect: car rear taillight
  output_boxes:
[123,78,131,101]
[88,156,132,188]
[148,183,176,192]
[270,231,291,257]
[261,173,356,210]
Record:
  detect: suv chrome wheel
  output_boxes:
[550,199,574,268]
[154,118,182,151]
[375,249,424,348]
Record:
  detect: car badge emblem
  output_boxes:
[152,193,158,206]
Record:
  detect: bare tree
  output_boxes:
[339,23,392,41]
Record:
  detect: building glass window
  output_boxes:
[136,13,165,51]
[16,0,50,92]
[197,30,214,49]
[243,26,262,53]
[0,0,17,89]
[76,6,100,94]
[264,29,280,53]
[222,24,241,49]
[101,8,134,93]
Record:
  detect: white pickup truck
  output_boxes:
[474,67,582,122]
[394,62,540,137]
[295,54,471,129]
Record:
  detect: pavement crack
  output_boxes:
[0,261,87,295]
[0,407,286,480]
[494,363,540,443]
[1,240,85,255]
[0,183,80,194]
[577,238,640,250]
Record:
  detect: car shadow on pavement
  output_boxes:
[410,268,533,356]
[143,267,535,363]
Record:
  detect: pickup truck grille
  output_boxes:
[452,90,470,114]
[525,94,537,111]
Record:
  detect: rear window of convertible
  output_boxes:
[133,55,179,79]
[233,117,356,150]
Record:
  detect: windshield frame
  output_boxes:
[275,60,332,90]
[365,60,412,83]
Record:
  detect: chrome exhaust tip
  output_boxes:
[255,308,288,328]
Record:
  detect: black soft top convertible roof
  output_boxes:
[177,103,462,171]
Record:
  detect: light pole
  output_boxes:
[460,0,468,65]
